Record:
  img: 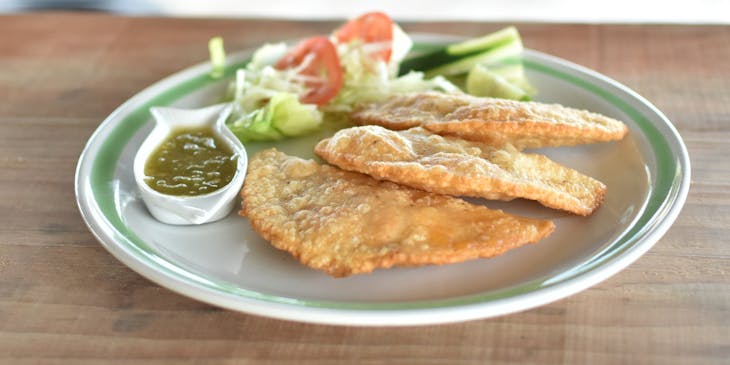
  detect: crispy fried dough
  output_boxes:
[350,91,628,149]
[315,126,606,216]
[241,149,555,277]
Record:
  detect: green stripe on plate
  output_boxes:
[523,59,679,271]
[87,48,679,310]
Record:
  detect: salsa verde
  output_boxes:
[144,126,237,196]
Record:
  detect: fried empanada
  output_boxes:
[241,149,554,277]
[350,91,628,149]
[315,126,605,215]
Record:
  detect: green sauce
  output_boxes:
[144,126,238,196]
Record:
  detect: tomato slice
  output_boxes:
[274,36,343,106]
[333,11,394,62]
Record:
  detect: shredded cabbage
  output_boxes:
[230,43,310,112]
[324,28,457,113]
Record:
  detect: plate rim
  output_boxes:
[75,36,691,326]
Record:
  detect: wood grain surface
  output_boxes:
[1,12,728,364]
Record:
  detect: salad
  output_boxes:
[209,12,535,142]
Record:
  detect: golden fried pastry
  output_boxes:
[241,149,555,277]
[350,91,628,149]
[315,126,606,216]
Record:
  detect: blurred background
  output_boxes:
[2,0,728,23]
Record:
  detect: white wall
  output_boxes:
[147,0,730,23]
[4,0,729,23]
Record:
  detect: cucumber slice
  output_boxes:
[489,62,537,96]
[424,40,523,78]
[447,26,520,55]
[466,64,529,101]
[398,27,522,76]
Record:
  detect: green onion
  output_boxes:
[208,36,226,79]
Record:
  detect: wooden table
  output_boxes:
[1,12,728,364]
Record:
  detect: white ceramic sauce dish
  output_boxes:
[133,103,247,225]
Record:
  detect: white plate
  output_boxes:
[75,36,690,326]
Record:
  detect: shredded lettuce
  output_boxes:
[228,92,321,142]
[223,42,324,142]
[267,93,322,136]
